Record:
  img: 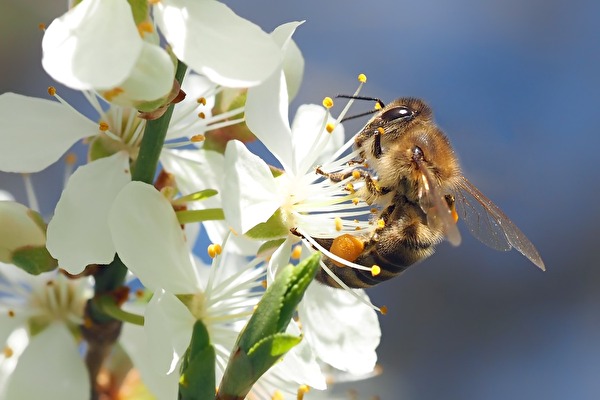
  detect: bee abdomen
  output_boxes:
[315,236,435,289]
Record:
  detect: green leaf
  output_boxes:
[216,253,320,399]
[256,239,286,258]
[245,209,289,240]
[179,321,216,400]
[11,246,57,275]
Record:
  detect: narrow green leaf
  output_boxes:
[176,209,225,224]
[179,321,216,400]
[216,253,320,399]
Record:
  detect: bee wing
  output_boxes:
[453,176,545,270]
[417,164,462,246]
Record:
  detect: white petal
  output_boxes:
[290,104,331,175]
[160,149,260,255]
[5,323,89,400]
[266,236,293,283]
[269,322,326,390]
[298,283,381,375]
[145,289,195,375]
[108,42,176,106]
[120,322,179,399]
[155,0,281,87]
[270,22,305,102]
[0,328,28,397]
[46,152,131,274]
[0,93,97,173]
[109,181,201,293]
[0,315,25,352]
[223,141,281,234]
[42,0,142,90]
[245,71,293,171]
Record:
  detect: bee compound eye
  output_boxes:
[380,106,414,122]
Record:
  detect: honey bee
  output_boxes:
[314,97,545,289]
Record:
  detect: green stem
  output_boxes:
[176,208,225,224]
[95,295,145,326]
[132,61,188,183]
[84,61,188,399]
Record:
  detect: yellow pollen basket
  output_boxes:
[329,234,365,267]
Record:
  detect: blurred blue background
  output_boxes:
[2,0,600,399]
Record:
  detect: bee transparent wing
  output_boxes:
[453,176,545,270]
[417,164,462,246]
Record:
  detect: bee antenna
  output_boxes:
[336,94,385,109]
[336,95,386,123]
[340,109,380,123]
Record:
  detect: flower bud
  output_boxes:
[0,201,57,274]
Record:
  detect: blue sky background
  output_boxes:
[2,1,600,399]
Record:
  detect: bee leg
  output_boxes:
[315,166,367,183]
[372,129,383,159]
[363,174,391,197]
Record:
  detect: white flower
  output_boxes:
[222,73,383,376]
[0,72,215,174]
[154,0,284,88]
[42,0,175,108]
[107,182,325,397]
[0,266,92,399]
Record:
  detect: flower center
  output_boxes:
[27,274,89,335]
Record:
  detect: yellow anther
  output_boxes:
[345,183,355,193]
[7,309,15,318]
[261,280,267,289]
[322,97,334,109]
[352,198,360,205]
[64,152,77,166]
[334,217,343,231]
[135,289,145,298]
[207,244,222,258]
[47,86,56,96]
[197,97,207,105]
[103,87,125,102]
[326,122,335,133]
[352,170,361,180]
[191,134,205,143]
[98,121,109,132]
[137,20,154,36]
[272,390,284,400]
[3,346,14,358]
[297,385,310,400]
[355,226,361,231]
[371,265,381,276]
[198,112,206,119]
[380,305,388,315]
[377,219,385,229]
[377,127,385,135]
[370,208,378,214]
[358,73,367,83]
[38,23,46,31]
[291,244,303,260]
